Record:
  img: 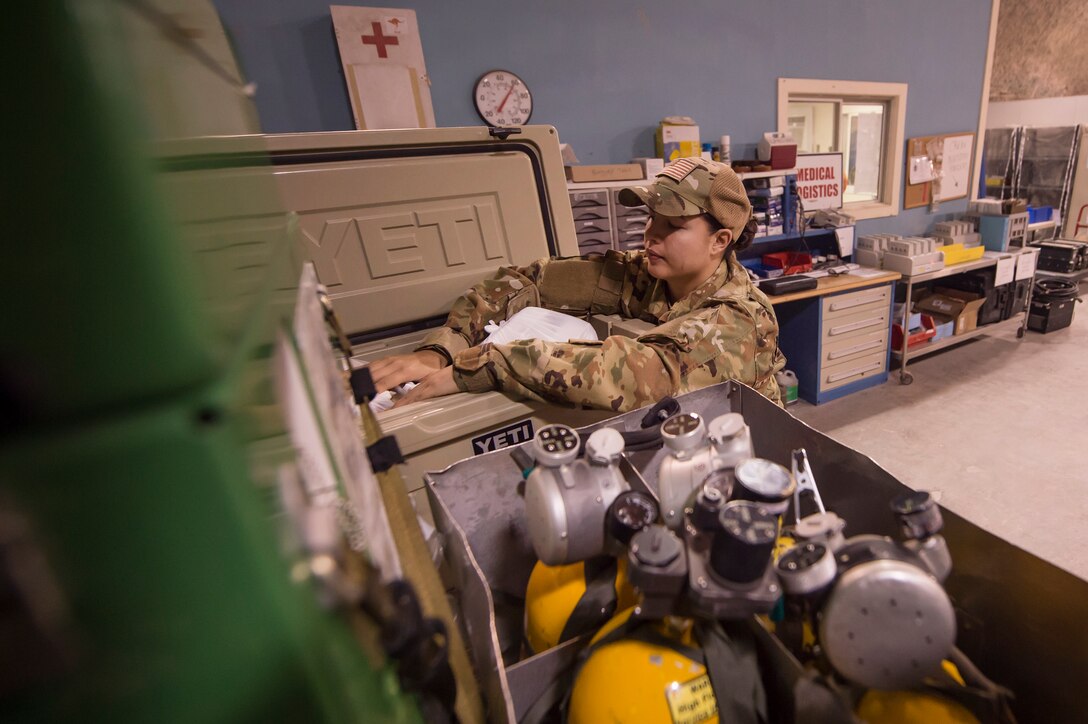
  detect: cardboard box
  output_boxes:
[919,290,986,334]
[655,118,701,162]
[564,163,644,183]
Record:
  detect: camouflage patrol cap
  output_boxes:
[618,157,752,237]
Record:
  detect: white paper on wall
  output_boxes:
[330,6,435,130]
[909,155,936,184]
[938,134,974,201]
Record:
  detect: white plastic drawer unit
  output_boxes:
[820,326,889,369]
[821,284,891,320]
[820,304,891,342]
[819,350,888,393]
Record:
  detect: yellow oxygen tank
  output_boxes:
[568,608,719,724]
[523,556,638,655]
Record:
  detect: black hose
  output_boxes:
[1033,278,1080,302]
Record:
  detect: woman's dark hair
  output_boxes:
[702,213,757,253]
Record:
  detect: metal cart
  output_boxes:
[893,255,1032,385]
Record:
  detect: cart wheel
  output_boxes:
[1017,327,1025,339]
[899,371,914,385]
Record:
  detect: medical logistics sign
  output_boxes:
[795,153,844,210]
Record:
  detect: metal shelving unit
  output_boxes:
[1026,219,1059,244]
[893,255,1032,384]
[1035,266,1088,283]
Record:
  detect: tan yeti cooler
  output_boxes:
[256,127,617,509]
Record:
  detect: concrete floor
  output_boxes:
[789,288,1088,581]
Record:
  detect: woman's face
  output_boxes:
[643,212,730,297]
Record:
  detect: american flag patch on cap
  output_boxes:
[656,157,701,183]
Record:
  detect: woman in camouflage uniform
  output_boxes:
[370,157,786,410]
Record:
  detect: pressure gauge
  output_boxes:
[607,491,659,546]
[473,69,533,126]
[733,458,796,515]
[710,501,778,584]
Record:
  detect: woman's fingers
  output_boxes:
[393,367,459,408]
[369,350,446,392]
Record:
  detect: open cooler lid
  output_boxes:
[154,127,585,463]
[260,126,580,337]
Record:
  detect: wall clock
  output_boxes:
[473,69,533,126]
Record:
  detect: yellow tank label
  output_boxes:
[664,674,718,724]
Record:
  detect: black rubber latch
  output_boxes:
[488,126,522,140]
[350,367,377,403]
[367,435,405,473]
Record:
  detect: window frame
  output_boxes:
[777,78,908,221]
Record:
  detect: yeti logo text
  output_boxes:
[304,202,504,284]
[471,419,535,455]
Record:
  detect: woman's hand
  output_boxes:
[393,366,459,407]
[369,350,447,392]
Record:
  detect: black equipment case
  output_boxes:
[1033,240,1088,274]
[937,268,1007,326]
[1028,278,1081,333]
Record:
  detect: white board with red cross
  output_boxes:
[330,6,436,130]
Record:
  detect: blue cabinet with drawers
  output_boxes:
[774,282,895,404]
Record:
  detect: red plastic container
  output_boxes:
[891,314,937,350]
[761,251,813,275]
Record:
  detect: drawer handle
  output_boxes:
[826,360,883,384]
[827,339,884,360]
[829,293,886,312]
[828,317,886,336]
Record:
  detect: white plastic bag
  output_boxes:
[481,306,598,346]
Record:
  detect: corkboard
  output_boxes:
[903,132,975,209]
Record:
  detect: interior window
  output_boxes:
[779,80,907,220]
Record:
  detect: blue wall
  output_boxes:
[213,0,993,237]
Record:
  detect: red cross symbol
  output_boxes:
[361,21,399,59]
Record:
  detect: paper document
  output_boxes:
[834,225,855,256]
[909,155,935,184]
[849,267,890,279]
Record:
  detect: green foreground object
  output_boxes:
[2,2,420,721]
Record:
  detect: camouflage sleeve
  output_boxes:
[451,301,785,411]
[415,255,625,361]
[414,259,546,361]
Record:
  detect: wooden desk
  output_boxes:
[763,270,902,305]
